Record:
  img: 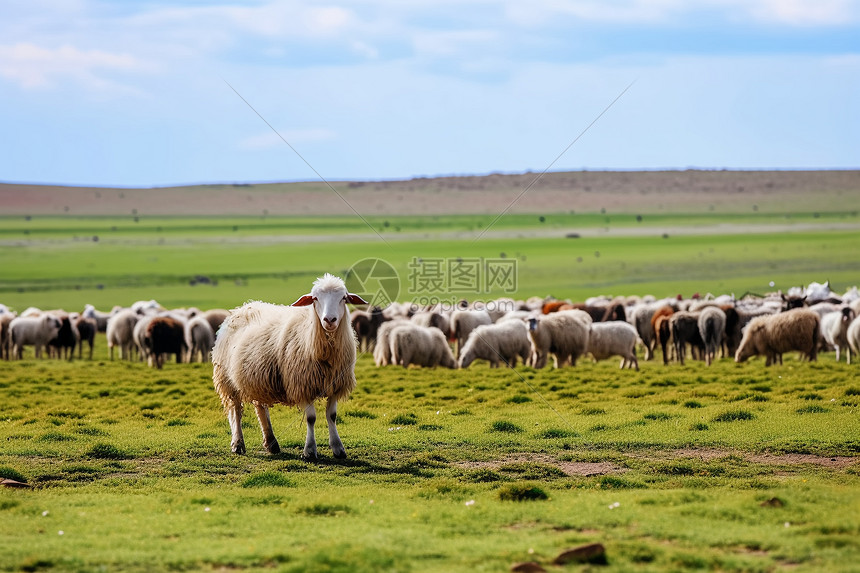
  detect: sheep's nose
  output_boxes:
[324,316,337,325]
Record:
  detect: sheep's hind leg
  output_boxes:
[253,403,280,454]
[326,398,346,459]
[303,403,318,460]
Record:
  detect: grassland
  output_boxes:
[2,213,860,312]
[1,342,859,572]
[1,172,859,571]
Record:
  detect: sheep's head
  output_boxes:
[292,273,368,333]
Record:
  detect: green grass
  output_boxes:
[1,213,860,311]
[0,340,858,572]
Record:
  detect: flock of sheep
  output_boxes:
[1,281,859,372]
[1,276,858,457]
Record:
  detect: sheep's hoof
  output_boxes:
[333,449,347,460]
[265,440,281,454]
[232,441,246,455]
[302,447,318,460]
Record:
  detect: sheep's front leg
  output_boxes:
[303,403,318,460]
[326,398,346,459]
[254,403,280,454]
[226,399,245,454]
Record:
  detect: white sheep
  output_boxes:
[527,311,591,369]
[847,316,860,365]
[697,306,727,366]
[107,309,140,361]
[735,309,820,366]
[389,324,457,369]
[586,321,640,370]
[133,314,157,364]
[212,273,367,458]
[410,310,451,339]
[820,308,856,364]
[9,314,62,359]
[185,315,215,363]
[459,319,531,368]
[82,304,112,332]
[449,309,493,357]
[373,318,408,366]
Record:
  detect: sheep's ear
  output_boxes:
[346,293,369,305]
[291,295,315,307]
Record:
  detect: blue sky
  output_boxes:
[1,0,858,187]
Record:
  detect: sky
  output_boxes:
[1,0,858,188]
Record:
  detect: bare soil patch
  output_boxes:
[2,170,858,216]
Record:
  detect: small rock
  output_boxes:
[760,497,784,508]
[510,562,547,573]
[553,543,607,565]
[2,479,31,489]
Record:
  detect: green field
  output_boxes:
[1,213,859,312]
[1,209,859,571]
[1,344,859,572]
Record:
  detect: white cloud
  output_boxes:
[239,128,337,150]
[0,42,153,91]
[743,0,857,26]
[504,0,859,27]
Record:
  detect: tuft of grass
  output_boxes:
[490,420,523,433]
[85,443,132,460]
[498,483,549,501]
[506,395,532,404]
[712,410,755,422]
[690,423,710,431]
[538,428,579,439]
[390,413,418,426]
[796,405,830,414]
[297,503,351,516]
[343,409,377,419]
[683,400,704,408]
[0,466,27,482]
[242,471,294,488]
[644,412,673,421]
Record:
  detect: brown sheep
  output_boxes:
[146,316,187,369]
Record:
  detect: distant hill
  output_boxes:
[1,170,858,217]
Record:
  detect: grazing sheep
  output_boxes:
[373,318,408,366]
[459,320,531,368]
[47,313,80,361]
[185,315,215,363]
[82,304,112,332]
[847,317,860,365]
[0,311,17,360]
[542,300,572,314]
[722,306,776,358]
[586,321,640,370]
[133,315,157,364]
[654,313,674,365]
[410,310,451,339]
[351,307,386,352]
[212,273,367,458]
[9,314,62,359]
[146,316,187,369]
[670,311,704,366]
[449,309,492,357]
[735,309,820,366]
[201,308,229,337]
[107,310,140,361]
[698,306,727,366]
[632,304,658,360]
[389,324,457,369]
[75,315,97,360]
[527,311,591,369]
[820,308,856,363]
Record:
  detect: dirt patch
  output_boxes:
[632,448,857,469]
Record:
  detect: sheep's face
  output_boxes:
[292,273,368,333]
